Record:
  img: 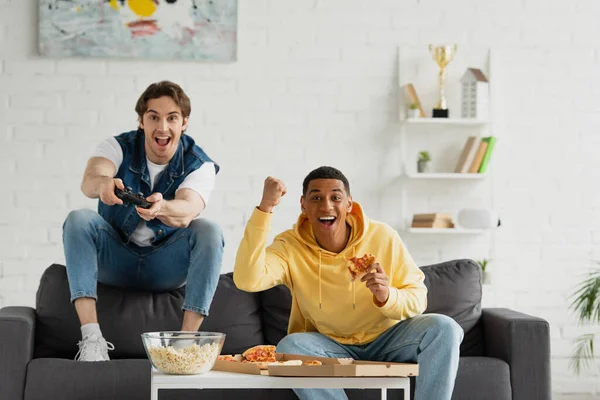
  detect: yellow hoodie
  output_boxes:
[233,202,427,345]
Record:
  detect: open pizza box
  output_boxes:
[213,353,419,377]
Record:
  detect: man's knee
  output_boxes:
[277,333,319,354]
[63,209,101,232]
[187,219,224,246]
[429,314,464,345]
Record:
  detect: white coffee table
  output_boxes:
[151,369,410,400]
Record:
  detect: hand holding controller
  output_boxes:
[114,187,151,209]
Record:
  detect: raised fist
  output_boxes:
[259,176,287,213]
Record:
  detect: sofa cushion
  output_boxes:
[421,259,482,332]
[260,284,293,346]
[452,356,511,400]
[421,259,483,356]
[34,265,263,359]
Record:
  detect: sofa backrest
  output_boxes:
[259,259,484,356]
[35,259,483,359]
[34,265,264,359]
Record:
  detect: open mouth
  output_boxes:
[318,216,336,227]
[155,136,171,147]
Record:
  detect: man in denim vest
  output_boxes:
[62,81,223,362]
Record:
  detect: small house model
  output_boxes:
[461,68,489,120]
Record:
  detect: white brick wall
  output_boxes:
[1,0,599,396]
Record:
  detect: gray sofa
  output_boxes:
[0,259,550,400]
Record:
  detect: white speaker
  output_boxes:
[457,208,501,229]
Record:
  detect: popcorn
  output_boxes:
[148,342,220,375]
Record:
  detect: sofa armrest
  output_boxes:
[0,306,36,400]
[482,308,550,400]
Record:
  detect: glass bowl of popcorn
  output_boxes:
[141,331,226,375]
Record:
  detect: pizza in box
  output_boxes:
[218,345,322,370]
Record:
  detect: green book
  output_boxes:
[478,136,497,173]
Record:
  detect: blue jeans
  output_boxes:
[277,314,463,400]
[62,209,224,316]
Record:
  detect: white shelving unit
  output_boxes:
[397,46,494,235]
[401,118,488,126]
[408,227,487,235]
[405,172,487,180]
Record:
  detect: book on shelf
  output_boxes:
[412,220,455,228]
[455,136,481,173]
[467,140,489,173]
[411,213,455,228]
[478,136,497,173]
[412,213,453,221]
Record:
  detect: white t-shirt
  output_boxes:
[93,137,216,247]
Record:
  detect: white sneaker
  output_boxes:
[75,334,115,362]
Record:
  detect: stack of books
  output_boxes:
[455,136,497,173]
[411,213,455,228]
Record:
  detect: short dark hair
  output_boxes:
[135,81,191,120]
[302,166,350,196]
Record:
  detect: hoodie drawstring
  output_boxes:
[352,246,356,310]
[318,250,322,309]
[318,247,357,311]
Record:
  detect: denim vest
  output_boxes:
[98,129,219,245]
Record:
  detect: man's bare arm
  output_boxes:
[137,188,205,228]
[81,157,124,205]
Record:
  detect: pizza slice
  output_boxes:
[241,359,303,369]
[346,253,377,282]
[242,345,277,363]
[217,354,242,362]
[303,360,323,366]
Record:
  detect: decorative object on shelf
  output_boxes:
[467,139,489,173]
[407,103,420,119]
[411,213,454,228]
[461,68,489,120]
[39,0,238,61]
[477,136,497,173]
[404,83,426,118]
[417,151,431,173]
[477,259,491,284]
[569,266,600,374]
[455,136,481,173]
[454,135,497,173]
[457,208,500,229]
[428,44,457,118]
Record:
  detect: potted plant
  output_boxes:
[569,267,600,374]
[417,151,431,173]
[477,259,491,284]
[407,103,420,119]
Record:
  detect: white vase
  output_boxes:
[417,160,430,173]
[407,109,420,119]
[482,271,491,285]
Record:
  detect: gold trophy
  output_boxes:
[429,44,457,118]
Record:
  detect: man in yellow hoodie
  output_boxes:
[234,166,463,400]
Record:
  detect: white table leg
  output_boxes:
[403,381,410,400]
[381,388,387,400]
[151,385,158,400]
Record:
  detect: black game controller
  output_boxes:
[114,187,152,209]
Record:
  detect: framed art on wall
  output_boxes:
[39,0,238,61]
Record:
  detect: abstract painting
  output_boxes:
[39,0,237,61]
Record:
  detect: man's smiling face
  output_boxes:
[300,178,353,239]
[139,96,188,165]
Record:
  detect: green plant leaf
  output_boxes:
[569,269,600,324]
[418,151,430,162]
[570,333,596,375]
[476,259,488,272]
